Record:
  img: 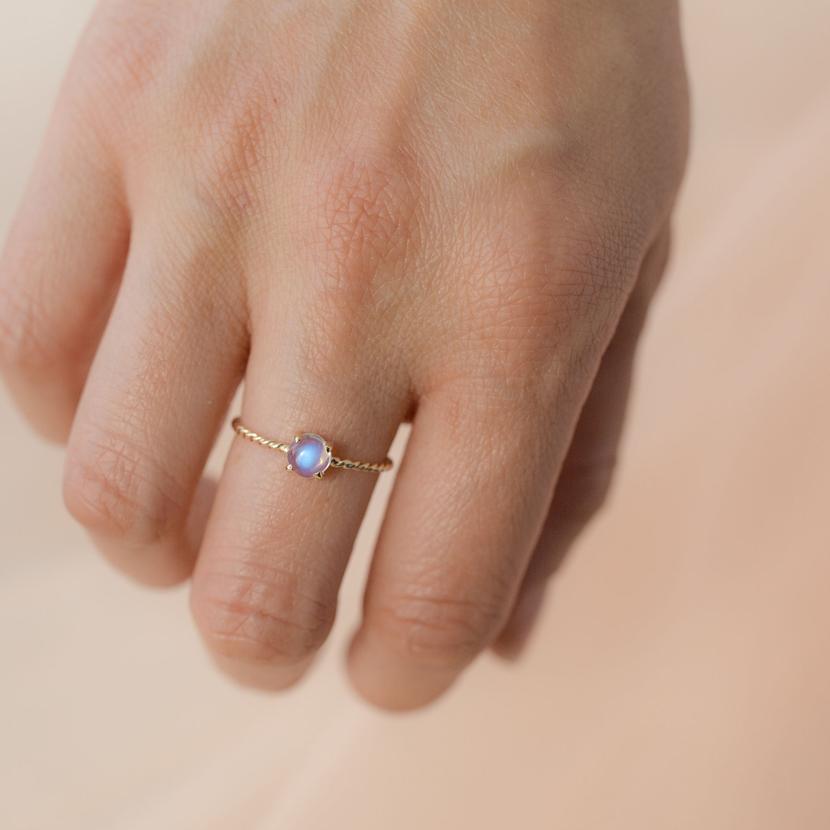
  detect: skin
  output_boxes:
[0,0,689,710]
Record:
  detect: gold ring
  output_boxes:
[231,417,393,479]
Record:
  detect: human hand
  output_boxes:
[0,0,688,709]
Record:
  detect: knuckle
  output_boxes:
[552,213,646,310]
[198,103,274,216]
[63,428,184,542]
[444,186,646,394]
[304,149,421,303]
[193,562,334,664]
[183,76,287,220]
[285,148,423,384]
[373,584,507,668]
[83,3,172,99]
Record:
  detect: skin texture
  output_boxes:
[0,0,689,710]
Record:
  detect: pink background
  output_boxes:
[1,2,829,827]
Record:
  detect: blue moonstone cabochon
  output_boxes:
[287,433,331,478]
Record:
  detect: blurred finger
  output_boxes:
[0,82,128,441]
[62,222,247,585]
[346,375,574,710]
[493,227,672,657]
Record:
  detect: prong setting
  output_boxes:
[285,432,332,479]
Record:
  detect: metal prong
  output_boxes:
[314,471,324,479]
[286,464,293,471]
[293,435,301,443]
[325,444,332,454]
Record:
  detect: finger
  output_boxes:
[0,84,129,442]
[190,327,408,691]
[62,222,247,586]
[346,214,669,709]
[493,227,672,657]
[345,377,569,710]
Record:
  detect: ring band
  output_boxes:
[231,417,393,478]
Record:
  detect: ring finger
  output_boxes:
[190,300,409,690]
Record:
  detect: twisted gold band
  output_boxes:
[231,417,393,477]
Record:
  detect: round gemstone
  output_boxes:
[286,433,331,478]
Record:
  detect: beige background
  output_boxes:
[2,2,829,828]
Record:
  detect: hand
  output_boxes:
[0,0,688,709]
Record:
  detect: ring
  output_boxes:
[231,417,393,479]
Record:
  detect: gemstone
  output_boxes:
[286,433,331,478]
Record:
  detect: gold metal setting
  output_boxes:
[231,417,393,477]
